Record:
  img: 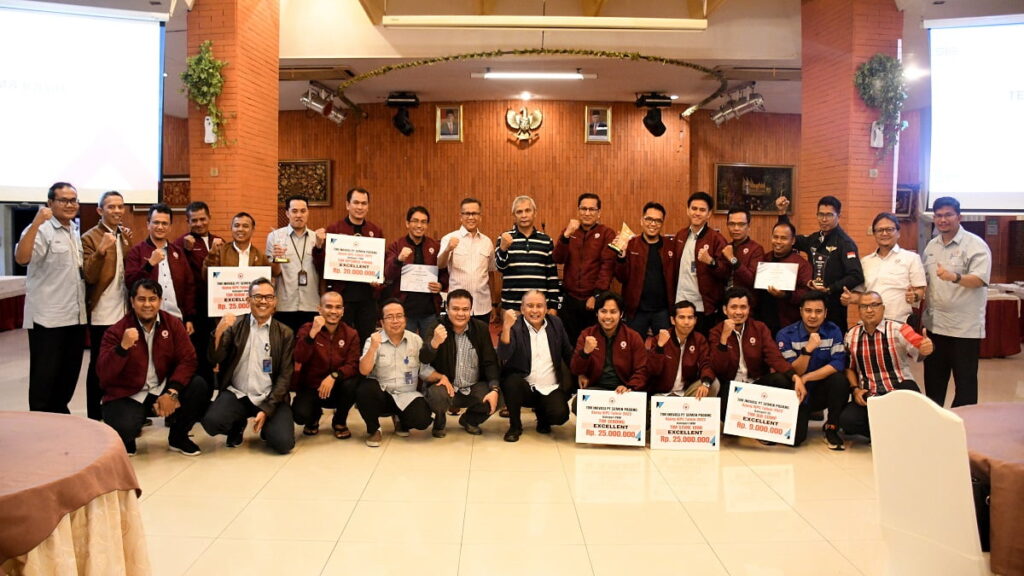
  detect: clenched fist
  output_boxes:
[776,196,791,212]
[310,315,326,337]
[503,309,518,328]
[697,244,713,265]
[98,232,117,255]
[148,248,165,267]
[804,332,821,354]
[211,237,224,251]
[431,323,448,348]
[398,247,413,262]
[369,331,382,348]
[182,234,196,250]
[499,232,513,251]
[563,219,580,239]
[721,244,735,262]
[657,329,671,348]
[315,228,327,248]
[121,327,139,350]
[216,313,237,335]
[447,236,460,251]
[32,206,53,226]
[583,335,598,354]
[721,319,736,345]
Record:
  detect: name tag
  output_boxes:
[298,270,308,286]
[404,371,414,386]
[262,358,272,373]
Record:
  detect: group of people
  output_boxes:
[16,182,991,455]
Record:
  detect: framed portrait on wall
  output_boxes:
[585,106,611,143]
[436,105,463,142]
[714,163,795,214]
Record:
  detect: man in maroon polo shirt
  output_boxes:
[553,193,616,346]
[756,220,812,335]
[570,291,647,412]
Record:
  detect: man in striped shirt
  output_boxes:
[840,291,933,441]
[495,195,562,313]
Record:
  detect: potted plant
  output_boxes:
[180,40,228,147]
[854,53,908,159]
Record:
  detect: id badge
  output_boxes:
[404,371,414,386]
[298,270,308,286]
[262,358,272,373]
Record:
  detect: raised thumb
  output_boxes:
[921,328,927,338]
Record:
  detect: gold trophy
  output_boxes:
[608,222,636,255]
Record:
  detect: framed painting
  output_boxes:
[436,105,463,142]
[278,159,331,207]
[714,163,795,213]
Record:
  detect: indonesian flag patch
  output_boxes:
[846,251,856,259]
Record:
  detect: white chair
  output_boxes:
[868,390,989,576]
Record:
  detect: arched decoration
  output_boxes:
[336,48,729,118]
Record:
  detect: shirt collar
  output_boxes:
[457,225,479,238]
[286,225,309,237]
[526,318,548,334]
[250,314,271,329]
[870,244,903,259]
[233,242,251,254]
[943,226,966,247]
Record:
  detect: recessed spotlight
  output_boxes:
[670,95,679,100]
[519,91,533,101]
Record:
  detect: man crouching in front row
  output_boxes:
[202,278,295,454]
[99,278,210,456]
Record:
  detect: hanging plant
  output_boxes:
[854,53,908,159]
[180,40,228,147]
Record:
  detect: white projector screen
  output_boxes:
[0,3,163,205]
[927,19,1024,212]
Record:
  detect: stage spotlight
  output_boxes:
[642,108,667,137]
[386,92,419,136]
[392,107,414,136]
[635,92,672,137]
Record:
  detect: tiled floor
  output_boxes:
[1,327,1021,575]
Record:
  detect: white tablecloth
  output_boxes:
[0,276,27,300]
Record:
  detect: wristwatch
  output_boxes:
[165,389,179,399]
[953,272,962,284]
[330,371,340,380]
[729,257,739,267]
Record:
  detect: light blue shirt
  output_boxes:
[923,226,991,339]
[228,315,273,405]
[20,217,86,328]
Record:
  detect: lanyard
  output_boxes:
[289,232,308,267]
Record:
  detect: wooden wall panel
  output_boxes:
[689,111,802,248]
[162,115,189,176]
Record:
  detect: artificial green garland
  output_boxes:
[854,53,908,159]
[181,40,228,147]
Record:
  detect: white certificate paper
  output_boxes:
[754,261,799,291]
[650,396,721,451]
[207,266,272,317]
[575,389,647,447]
[400,264,439,294]
[723,381,799,445]
[323,234,385,283]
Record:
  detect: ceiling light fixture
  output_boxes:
[300,83,348,126]
[635,93,672,137]
[475,68,594,80]
[711,82,765,127]
[386,92,419,136]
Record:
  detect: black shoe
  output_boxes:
[758,439,777,446]
[809,410,825,422]
[432,428,447,438]
[169,435,201,456]
[226,430,243,448]
[142,418,153,428]
[536,422,552,435]
[462,423,482,435]
[124,439,137,457]
[823,424,845,451]
[503,427,522,442]
[392,415,410,437]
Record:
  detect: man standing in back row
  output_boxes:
[669,192,730,335]
[922,196,991,408]
[495,195,562,312]
[554,193,616,346]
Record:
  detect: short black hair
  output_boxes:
[722,286,752,307]
[460,197,481,208]
[48,182,75,201]
[130,278,162,299]
[799,290,829,309]
[185,201,209,217]
[642,201,666,217]
[727,207,751,223]
[773,219,797,238]
[818,195,842,215]
[446,288,473,306]
[406,205,430,222]
[285,195,308,211]
[347,187,370,202]
[671,300,697,315]
[594,290,624,312]
[98,190,123,208]
[932,196,961,215]
[248,277,274,296]
[871,212,900,232]
[148,203,173,222]
[233,212,255,227]
[578,193,601,209]
[379,297,404,313]
[687,191,714,209]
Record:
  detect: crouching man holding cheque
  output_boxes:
[570,291,647,411]
[99,279,211,456]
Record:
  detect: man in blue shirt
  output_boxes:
[775,291,849,450]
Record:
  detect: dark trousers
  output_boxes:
[276,311,316,336]
[28,324,85,414]
[86,324,111,420]
[501,373,570,431]
[291,377,360,428]
[794,372,849,446]
[560,295,596,350]
[472,313,491,326]
[190,316,214,390]
[201,392,295,454]
[924,333,980,407]
[718,372,791,422]
[695,311,721,337]
[102,376,211,452]
[425,381,493,430]
[406,313,439,342]
[839,380,920,438]
[356,379,432,434]
[825,299,848,333]
[344,301,379,347]
[627,309,670,339]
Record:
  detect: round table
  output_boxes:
[954,403,1024,576]
[0,411,150,574]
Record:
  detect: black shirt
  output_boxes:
[639,238,667,312]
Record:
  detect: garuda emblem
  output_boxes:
[505,107,543,142]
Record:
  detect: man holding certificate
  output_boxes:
[710,287,805,422]
[384,206,446,338]
[756,220,812,335]
[570,291,647,411]
[775,291,850,449]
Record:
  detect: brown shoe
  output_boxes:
[365,430,382,447]
[333,424,351,439]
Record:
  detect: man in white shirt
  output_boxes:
[15,182,87,413]
[438,197,498,325]
[840,212,926,324]
[268,195,320,333]
[202,278,296,454]
[82,190,133,420]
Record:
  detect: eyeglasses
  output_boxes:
[53,198,79,206]
[858,302,883,310]
[250,294,276,303]
[873,227,897,235]
[642,217,664,225]
[578,207,600,213]
[460,211,480,217]
[726,222,748,228]
[816,212,837,220]
[383,314,406,322]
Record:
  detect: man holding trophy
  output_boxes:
[611,201,675,336]
[776,195,863,332]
